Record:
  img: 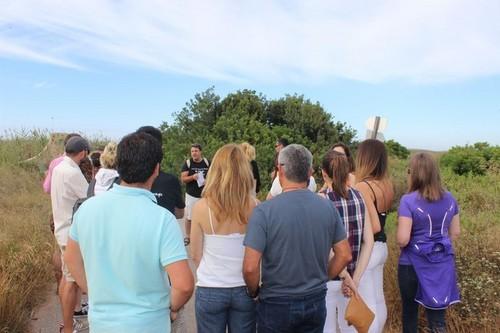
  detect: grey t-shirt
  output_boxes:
[244,189,346,300]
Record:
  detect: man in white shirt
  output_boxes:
[51,136,90,333]
[267,175,317,199]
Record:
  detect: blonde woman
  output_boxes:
[240,142,261,195]
[93,142,119,196]
[354,139,394,333]
[190,144,259,333]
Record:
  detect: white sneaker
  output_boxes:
[58,319,88,333]
[73,318,89,332]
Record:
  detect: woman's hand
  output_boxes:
[341,275,359,298]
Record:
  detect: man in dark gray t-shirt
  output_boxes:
[243,144,352,333]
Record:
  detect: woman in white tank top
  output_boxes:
[190,144,259,333]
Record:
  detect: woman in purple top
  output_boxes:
[397,153,461,333]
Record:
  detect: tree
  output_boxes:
[160,88,357,192]
[385,139,410,160]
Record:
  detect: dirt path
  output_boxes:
[31,219,197,333]
[30,282,197,333]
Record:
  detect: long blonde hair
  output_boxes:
[408,153,444,201]
[240,142,256,161]
[202,144,254,225]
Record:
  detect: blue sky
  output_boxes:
[1,1,499,150]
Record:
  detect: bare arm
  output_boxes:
[181,171,197,184]
[174,207,184,219]
[328,239,352,279]
[189,202,204,268]
[243,247,262,296]
[165,260,194,312]
[397,216,413,248]
[449,214,460,241]
[355,182,381,234]
[352,212,374,285]
[64,238,88,293]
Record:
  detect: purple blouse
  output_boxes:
[398,191,459,265]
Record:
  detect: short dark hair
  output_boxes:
[90,151,101,169]
[191,143,202,151]
[136,126,162,143]
[277,138,289,147]
[117,132,163,184]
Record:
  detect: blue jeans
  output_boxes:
[195,286,256,333]
[398,264,447,333]
[257,290,327,333]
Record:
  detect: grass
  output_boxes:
[383,158,500,332]
[0,132,498,332]
[0,165,54,333]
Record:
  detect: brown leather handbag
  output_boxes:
[344,294,375,333]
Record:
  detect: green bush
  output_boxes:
[440,143,500,176]
[385,139,410,160]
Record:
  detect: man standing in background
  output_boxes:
[180,143,209,245]
[136,126,185,218]
[50,136,90,333]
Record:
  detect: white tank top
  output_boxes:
[196,207,247,288]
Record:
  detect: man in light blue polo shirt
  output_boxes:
[65,132,194,333]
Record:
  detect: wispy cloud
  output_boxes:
[33,81,54,89]
[1,0,499,83]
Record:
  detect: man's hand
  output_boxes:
[170,309,178,322]
[192,173,199,180]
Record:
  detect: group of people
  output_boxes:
[44,127,461,333]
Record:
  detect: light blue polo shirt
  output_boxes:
[70,184,187,333]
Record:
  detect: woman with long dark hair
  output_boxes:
[397,153,460,333]
[354,139,394,333]
[320,150,374,333]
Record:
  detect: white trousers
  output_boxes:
[324,242,388,333]
[324,281,354,333]
[358,241,388,333]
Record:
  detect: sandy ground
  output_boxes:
[31,219,198,333]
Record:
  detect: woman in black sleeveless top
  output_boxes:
[354,139,394,333]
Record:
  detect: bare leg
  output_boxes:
[185,219,192,242]
[75,289,82,312]
[61,281,78,333]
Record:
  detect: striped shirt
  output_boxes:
[323,187,366,276]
